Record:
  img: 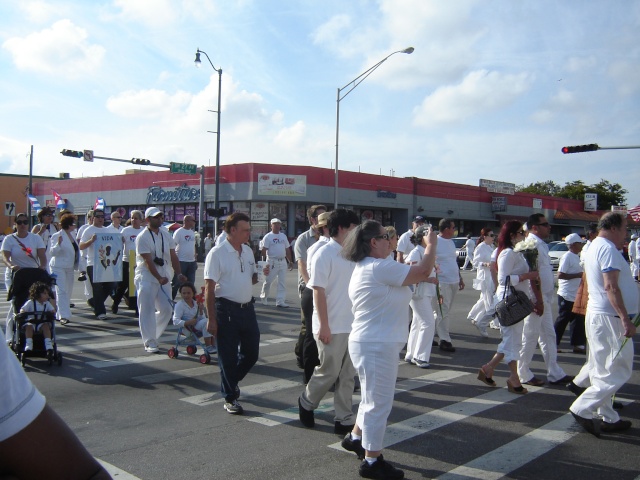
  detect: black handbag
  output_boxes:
[495,276,534,327]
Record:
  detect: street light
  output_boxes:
[334,47,414,209]
[194,48,222,246]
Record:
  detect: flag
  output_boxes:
[52,190,66,209]
[27,194,42,211]
[94,197,106,211]
[629,204,640,223]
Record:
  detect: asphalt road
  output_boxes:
[2,266,639,480]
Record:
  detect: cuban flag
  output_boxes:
[52,190,66,209]
[27,194,42,210]
[94,197,106,211]
[629,204,640,223]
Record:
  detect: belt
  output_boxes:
[269,257,286,261]
[217,297,255,309]
[614,314,635,320]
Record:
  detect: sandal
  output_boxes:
[477,367,496,387]
[507,379,528,395]
[60,318,70,325]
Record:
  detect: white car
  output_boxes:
[549,242,569,271]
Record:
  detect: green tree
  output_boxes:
[516,179,627,210]
[516,180,562,196]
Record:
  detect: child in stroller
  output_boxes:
[19,281,56,359]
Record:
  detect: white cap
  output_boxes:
[145,207,162,218]
[270,218,282,224]
[565,233,584,245]
[632,234,638,240]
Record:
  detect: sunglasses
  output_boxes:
[16,220,29,226]
[535,222,550,227]
[43,213,53,217]
[487,233,495,237]
[517,230,525,235]
[94,215,105,219]
[374,233,390,240]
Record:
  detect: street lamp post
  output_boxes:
[334,47,414,209]
[194,48,222,243]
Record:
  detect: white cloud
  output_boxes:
[2,20,105,77]
[274,121,305,150]
[608,60,640,96]
[413,69,533,127]
[109,0,218,28]
[106,89,192,119]
[18,0,63,23]
[566,55,597,72]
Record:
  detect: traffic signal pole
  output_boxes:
[562,143,640,154]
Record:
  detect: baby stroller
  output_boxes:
[8,268,62,367]
[167,324,213,365]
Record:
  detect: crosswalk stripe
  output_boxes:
[180,377,302,406]
[436,413,577,480]
[97,460,142,480]
[249,370,468,427]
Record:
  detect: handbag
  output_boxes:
[494,276,534,327]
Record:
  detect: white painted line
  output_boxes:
[97,459,142,479]
[250,370,469,427]
[180,377,302,406]
[437,413,577,480]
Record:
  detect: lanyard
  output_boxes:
[147,227,165,256]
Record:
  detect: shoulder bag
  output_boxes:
[494,275,534,327]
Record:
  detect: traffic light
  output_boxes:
[561,144,599,154]
[207,208,227,217]
[131,158,150,165]
[60,149,83,158]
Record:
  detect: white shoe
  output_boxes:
[97,314,107,320]
[476,323,489,338]
[145,346,159,353]
[413,359,431,369]
[261,298,268,306]
[24,343,33,352]
[276,303,290,308]
[205,345,218,354]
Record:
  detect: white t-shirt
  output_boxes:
[172,299,206,327]
[436,236,459,284]
[0,330,46,442]
[1,233,45,269]
[349,256,412,343]
[557,251,583,301]
[464,238,475,253]
[215,231,227,246]
[204,241,256,304]
[585,236,639,316]
[80,225,109,267]
[305,236,329,277]
[405,245,436,297]
[134,227,176,282]
[262,231,290,259]
[173,227,197,262]
[396,229,414,256]
[121,226,143,258]
[307,239,355,334]
[529,233,554,295]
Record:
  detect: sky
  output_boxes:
[1,0,639,209]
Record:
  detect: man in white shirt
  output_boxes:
[570,212,637,437]
[518,214,572,387]
[171,215,198,300]
[628,234,638,282]
[204,233,214,256]
[260,218,293,307]
[554,233,586,353]
[79,210,112,319]
[113,210,144,314]
[396,215,425,263]
[134,207,186,353]
[108,211,124,232]
[205,212,260,415]
[432,218,464,353]
[461,234,476,270]
[298,209,359,433]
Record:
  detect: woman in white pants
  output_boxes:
[340,220,436,480]
[467,228,496,337]
[404,225,438,368]
[49,214,79,325]
[477,221,538,394]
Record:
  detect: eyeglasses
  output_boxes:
[16,220,28,226]
[374,233,390,240]
[535,222,550,227]
[487,233,495,237]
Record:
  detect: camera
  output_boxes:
[153,257,165,267]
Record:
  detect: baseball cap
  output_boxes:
[316,212,330,228]
[564,233,584,245]
[413,215,426,223]
[270,218,282,224]
[145,207,163,218]
[632,234,638,240]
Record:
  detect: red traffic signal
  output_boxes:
[561,144,599,154]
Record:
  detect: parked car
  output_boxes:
[549,242,569,271]
[453,237,479,268]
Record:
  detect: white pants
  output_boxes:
[134,277,173,348]
[260,258,287,305]
[300,332,355,424]
[468,284,495,330]
[52,266,74,320]
[570,313,633,423]
[432,282,458,343]
[405,296,435,362]
[497,321,524,364]
[462,253,473,269]
[518,292,567,383]
[350,340,404,452]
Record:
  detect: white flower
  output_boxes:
[514,237,537,252]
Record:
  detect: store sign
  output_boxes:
[584,193,597,211]
[480,179,516,195]
[146,184,200,204]
[258,173,306,196]
[491,196,507,212]
[377,190,397,199]
[251,202,269,221]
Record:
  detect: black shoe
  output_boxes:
[570,411,601,438]
[341,432,365,460]
[359,455,404,480]
[613,401,624,410]
[296,356,304,369]
[69,303,75,308]
[298,397,314,428]
[601,419,632,432]
[87,298,94,308]
[78,272,87,281]
[432,340,439,347]
[550,375,574,385]
[111,303,119,314]
[335,421,354,435]
[235,385,241,400]
[439,340,456,353]
[566,381,586,397]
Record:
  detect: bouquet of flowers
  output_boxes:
[434,264,444,320]
[514,237,538,271]
[613,312,640,360]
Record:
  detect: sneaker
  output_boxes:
[205,345,218,354]
[341,432,365,459]
[145,343,159,353]
[413,359,430,369]
[404,357,412,364]
[475,323,489,338]
[78,272,87,281]
[97,314,108,320]
[24,342,33,352]
[224,399,243,415]
[439,340,456,353]
[276,303,290,308]
[261,297,268,306]
[359,455,404,480]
